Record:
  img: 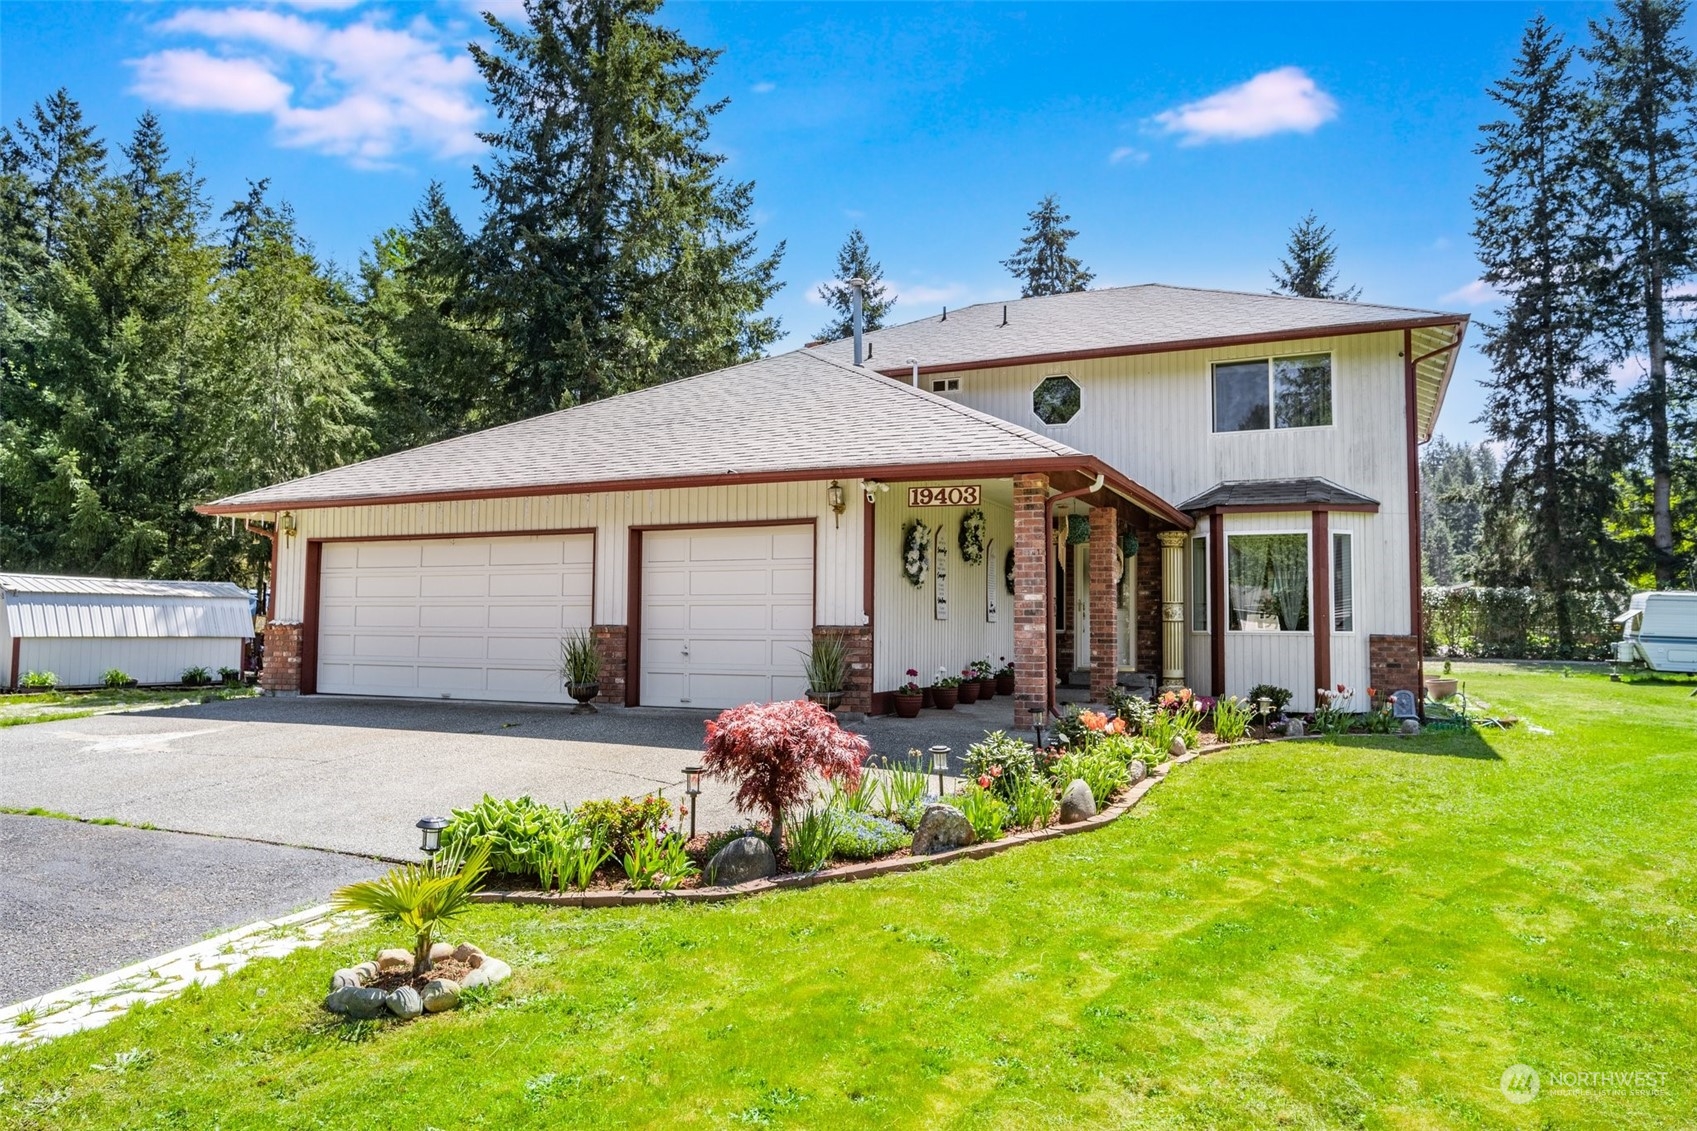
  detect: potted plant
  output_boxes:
[957,666,980,704]
[969,658,996,699]
[1425,659,1458,701]
[801,635,848,711]
[894,669,923,718]
[930,668,961,710]
[995,657,1016,696]
[559,629,602,714]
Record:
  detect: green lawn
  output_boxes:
[0,685,258,727]
[3,664,1692,1129]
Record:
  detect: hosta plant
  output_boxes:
[331,842,490,973]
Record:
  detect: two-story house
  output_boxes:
[200,284,1465,721]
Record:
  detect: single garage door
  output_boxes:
[317,534,593,702]
[640,525,813,708]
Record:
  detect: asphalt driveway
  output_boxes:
[0,694,1017,859]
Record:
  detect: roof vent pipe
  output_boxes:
[907,357,919,387]
[848,277,867,366]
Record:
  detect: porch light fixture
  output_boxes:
[683,765,704,840]
[416,815,449,856]
[279,511,297,539]
[827,481,846,527]
[930,745,950,797]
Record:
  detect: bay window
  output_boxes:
[1227,533,1309,632]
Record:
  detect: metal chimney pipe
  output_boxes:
[848,277,867,366]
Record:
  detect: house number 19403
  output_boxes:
[907,485,981,507]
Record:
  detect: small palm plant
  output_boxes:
[331,842,491,974]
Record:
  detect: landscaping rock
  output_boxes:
[421,979,460,1013]
[706,835,778,885]
[385,986,423,1020]
[461,957,512,990]
[324,986,389,1020]
[376,948,412,974]
[428,942,455,962]
[1127,759,1148,785]
[1400,719,1422,736]
[1168,736,1188,759]
[1285,718,1306,738]
[352,960,380,983]
[1058,779,1097,824]
[451,943,484,968]
[910,803,975,855]
[328,967,366,992]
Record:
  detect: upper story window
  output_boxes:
[1033,375,1082,425]
[1212,353,1333,433]
[931,377,961,393]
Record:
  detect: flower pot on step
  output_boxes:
[893,692,923,718]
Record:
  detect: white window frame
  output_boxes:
[1190,534,1209,633]
[1209,351,1336,434]
[1224,529,1313,635]
[1031,373,1083,428]
[931,377,961,393]
[1331,530,1354,634]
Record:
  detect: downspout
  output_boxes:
[1043,473,1105,716]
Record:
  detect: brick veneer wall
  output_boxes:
[1088,506,1119,700]
[814,625,873,713]
[591,624,627,705]
[259,622,303,694]
[1369,634,1422,703]
[1012,474,1049,727]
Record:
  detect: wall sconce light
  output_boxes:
[827,481,846,527]
[279,511,298,539]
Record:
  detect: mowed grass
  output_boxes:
[2,665,1692,1130]
[0,685,258,727]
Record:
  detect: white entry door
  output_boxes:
[640,525,813,708]
[317,534,593,702]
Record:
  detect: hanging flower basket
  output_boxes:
[902,521,932,587]
[958,508,987,564]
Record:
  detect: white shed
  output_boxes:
[0,573,253,689]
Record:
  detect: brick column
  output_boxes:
[1012,473,1050,726]
[1369,634,1421,701]
[1088,506,1119,701]
[591,625,628,705]
[813,625,873,713]
[258,622,303,694]
[1158,531,1188,690]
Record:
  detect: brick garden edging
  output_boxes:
[470,739,1240,909]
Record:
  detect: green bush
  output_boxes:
[1096,732,1160,768]
[574,794,676,859]
[440,794,575,878]
[19,671,57,690]
[1245,684,1293,714]
[181,666,212,686]
[962,730,1037,801]
[832,811,912,859]
[217,666,241,685]
[101,669,133,689]
[1423,585,1620,660]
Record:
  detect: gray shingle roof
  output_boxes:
[812,283,1462,372]
[202,350,1089,512]
[1177,477,1380,512]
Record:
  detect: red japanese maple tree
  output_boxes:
[701,699,869,852]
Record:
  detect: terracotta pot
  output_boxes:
[977,677,997,700]
[805,689,844,711]
[995,673,1016,695]
[1425,677,1458,701]
[957,680,980,705]
[894,692,923,718]
[931,685,959,710]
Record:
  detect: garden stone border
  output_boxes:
[471,739,1240,908]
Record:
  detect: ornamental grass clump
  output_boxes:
[702,698,869,853]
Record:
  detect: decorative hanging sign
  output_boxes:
[934,524,949,621]
[908,484,981,508]
[985,538,998,623]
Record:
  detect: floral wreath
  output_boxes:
[958,508,987,565]
[902,520,932,588]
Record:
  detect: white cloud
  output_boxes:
[1609,355,1648,387]
[130,6,484,167]
[1108,146,1148,166]
[1151,66,1337,145]
[751,81,776,95]
[1440,279,1501,307]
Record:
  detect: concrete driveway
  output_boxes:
[0,695,1018,859]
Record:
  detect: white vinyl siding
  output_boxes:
[12,638,244,689]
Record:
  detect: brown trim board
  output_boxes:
[301,540,323,696]
[1209,512,1226,697]
[1312,510,1330,696]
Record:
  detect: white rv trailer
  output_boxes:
[1613,591,1697,674]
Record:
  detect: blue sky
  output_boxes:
[0,1,1635,443]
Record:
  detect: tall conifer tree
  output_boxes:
[1271,211,1361,300]
[815,228,894,341]
[1002,195,1093,297]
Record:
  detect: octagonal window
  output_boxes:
[1033,375,1082,425]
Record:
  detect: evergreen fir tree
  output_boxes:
[1001,195,1093,297]
[1584,0,1697,588]
[1420,438,1499,583]
[815,228,894,341]
[1474,17,1620,653]
[1270,211,1361,300]
[468,0,784,420]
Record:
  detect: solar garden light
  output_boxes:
[683,765,704,840]
[1256,695,1273,735]
[416,815,449,857]
[929,745,951,797]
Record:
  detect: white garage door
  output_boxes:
[318,534,593,703]
[640,525,813,709]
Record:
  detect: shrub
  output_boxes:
[181,666,212,686]
[1006,772,1057,829]
[1097,733,1160,767]
[702,699,869,852]
[1212,696,1253,743]
[331,842,490,973]
[951,784,1008,841]
[1050,750,1129,808]
[574,795,675,859]
[1245,684,1293,714]
[962,731,1037,802]
[441,794,574,878]
[101,669,133,689]
[1107,688,1154,732]
[217,666,241,685]
[832,810,911,860]
[19,671,57,690]
[785,805,839,871]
